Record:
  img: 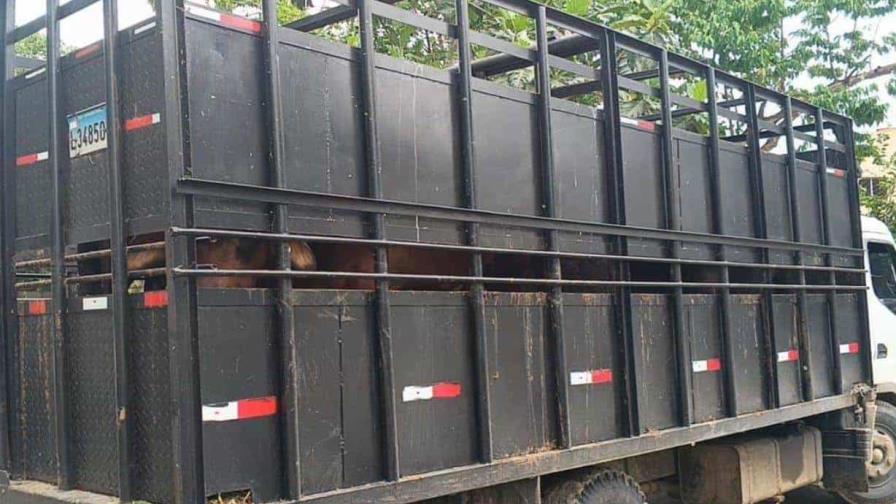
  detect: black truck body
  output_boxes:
[0,0,875,503]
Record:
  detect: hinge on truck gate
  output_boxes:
[819,385,877,493]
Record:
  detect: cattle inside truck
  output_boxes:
[0,0,878,503]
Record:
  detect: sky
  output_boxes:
[14,1,896,129]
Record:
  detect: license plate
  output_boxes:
[68,104,108,158]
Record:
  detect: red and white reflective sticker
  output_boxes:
[82,297,108,311]
[569,369,613,386]
[840,342,860,355]
[826,168,847,178]
[202,396,278,422]
[402,382,462,403]
[620,117,657,132]
[777,349,800,363]
[16,151,49,167]
[125,113,161,133]
[27,300,48,316]
[692,358,722,373]
[144,291,169,309]
[185,4,262,33]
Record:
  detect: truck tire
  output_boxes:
[574,470,647,504]
[840,401,896,504]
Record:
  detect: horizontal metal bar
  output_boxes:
[174,267,865,291]
[552,79,600,98]
[716,105,749,124]
[285,1,359,31]
[468,30,535,63]
[549,55,597,80]
[176,178,863,256]
[9,0,99,44]
[172,227,865,275]
[793,129,816,144]
[15,56,43,71]
[14,267,166,289]
[370,0,454,37]
[14,242,165,269]
[670,93,706,113]
[471,34,598,77]
[618,75,659,97]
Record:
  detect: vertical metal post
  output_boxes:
[705,68,738,417]
[454,0,493,463]
[357,0,400,481]
[159,0,205,502]
[657,50,692,426]
[783,98,813,401]
[842,120,873,384]
[534,5,570,448]
[0,0,11,472]
[46,0,72,489]
[261,0,302,496]
[101,0,132,499]
[744,85,779,408]
[814,108,843,394]
[599,29,639,436]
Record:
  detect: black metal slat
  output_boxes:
[101,0,131,499]
[0,0,12,472]
[454,0,493,464]
[815,108,843,394]
[783,98,813,400]
[158,1,205,502]
[705,68,738,417]
[658,50,692,427]
[261,0,302,497]
[744,84,780,409]
[599,30,639,436]
[46,0,71,489]
[357,0,400,481]
[534,5,570,449]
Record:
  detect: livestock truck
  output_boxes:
[0,0,891,503]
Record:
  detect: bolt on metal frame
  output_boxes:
[0,1,872,503]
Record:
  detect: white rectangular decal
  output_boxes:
[82,297,108,311]
[68,104,108,159]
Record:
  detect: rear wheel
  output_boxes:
[544,470,646,504]
[839,401,896,504]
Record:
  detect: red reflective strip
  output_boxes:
[236,396,278,420]
[16,154,39,167]
[143,291,169,309]
[827,168,847,178]
[706,358,722,372]
[125,114,157,132]
[781,349,799,362]
[431,382,462,399]
[28,300,48,315]
[221,14,262,33]
[75,43,101,59]
[637,120,656,132]
[590,369,613,384]
[847,342,860,354]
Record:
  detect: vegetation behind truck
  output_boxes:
[0,0,880,503]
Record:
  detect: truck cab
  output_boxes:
[864,216,896,386]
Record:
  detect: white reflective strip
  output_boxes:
[82,297,108,311]
[36,151,49,161]
[620,117,638,126]
[569,371,592,386]
[202,402,239,422]
[185,4,223,22]
[134,21,157,35]
[839,344,850,354]
[402,386,434,402]
[777,350,796,362]
[151,113,162,124]
[692,360,708,373]
[26,67,46,80]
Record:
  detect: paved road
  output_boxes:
[651,485,847,503]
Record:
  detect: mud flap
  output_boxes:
[819,387,877,493]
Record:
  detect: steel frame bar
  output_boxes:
[534,5,571,449]
[159,1,205,502]
[0,0,12,472]
[46,0,72,489]
[599,28,639,436]
[357,0,401,481]
[175,178,862,258]
[454,0,493,464]
[101,0,132,499]
[658,49,692,426]
[261,1,303,497]
[815,108,843,395]
[706,67,738,417]
[744,84,780,409]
